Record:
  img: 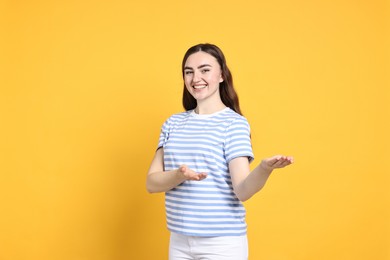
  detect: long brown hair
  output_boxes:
[181,43,242,115]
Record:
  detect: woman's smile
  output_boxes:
[193,84,207,89]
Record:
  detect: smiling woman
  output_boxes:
[146,43,294,260]
[1,0,388,259]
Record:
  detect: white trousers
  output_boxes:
[169,232,248,260]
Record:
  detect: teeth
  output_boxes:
[194,85,207,89]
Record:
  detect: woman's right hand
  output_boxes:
[178,165,208,181]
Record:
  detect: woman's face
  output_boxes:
[183,51,223,103]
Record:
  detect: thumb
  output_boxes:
[179,165,187,173]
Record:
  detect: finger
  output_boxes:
[280,157,293,166]
[273,160,285,168]
[189,172,207,181]
[280,161,291,168]
[190,175,200,181]
[198,173,208,180]
[190,176,201,181]
[272,157,286,166]
[272,157,290,168]
[267,158,280,167]
[277,159,293,168]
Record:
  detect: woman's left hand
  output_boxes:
[260,155,294,171]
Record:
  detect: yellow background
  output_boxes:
[1,0,389,259]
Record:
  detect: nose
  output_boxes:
[192,71,202,83]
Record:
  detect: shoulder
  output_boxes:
[161,110,192,127]
[165,110,191,122]
[223,108,250,127]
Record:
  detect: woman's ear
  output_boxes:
[219,75,224,83]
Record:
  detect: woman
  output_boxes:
[147,43,293,260]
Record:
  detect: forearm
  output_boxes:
[146,169,186,193]
[235,163,273,202]
[232,155,293,202]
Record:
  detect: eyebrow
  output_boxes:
[184,64,212,70]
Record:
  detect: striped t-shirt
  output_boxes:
[157,107,254,237]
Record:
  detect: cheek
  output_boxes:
[209,74,222,85]
[184,80,193,92]
[184,78,191,88]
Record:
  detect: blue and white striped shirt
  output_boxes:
[158,107,254,237]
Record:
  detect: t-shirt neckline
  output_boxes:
[189,107,230,118]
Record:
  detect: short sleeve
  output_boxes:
[225,117,254,163]
[157,118,170,150]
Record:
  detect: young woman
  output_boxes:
[147,43,293,260]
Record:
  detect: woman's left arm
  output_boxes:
[229,156,294,202]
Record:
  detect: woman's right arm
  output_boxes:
[146,148,208,193]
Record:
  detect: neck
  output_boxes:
[194,100,226,115]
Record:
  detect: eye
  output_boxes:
[184,71,193,75]
[201,69,210,73]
